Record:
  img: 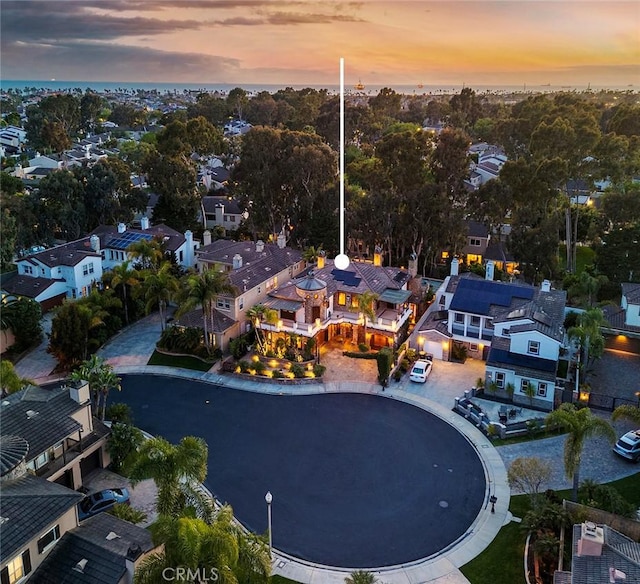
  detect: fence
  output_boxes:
[559,390,638,413]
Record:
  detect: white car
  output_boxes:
[612,429,640,462]
[409,359,433,383]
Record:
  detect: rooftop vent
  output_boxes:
[26,409,39,419]
[73,559,89,573]
[106,532,121,541]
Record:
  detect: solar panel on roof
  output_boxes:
[450,279,534,315]
[331,269,361,287]
[488,348,557,373]
[108,232,154,250]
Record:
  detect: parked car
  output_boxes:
[612,429,640,462]
[77,488,130,521]
[409,359,433,383]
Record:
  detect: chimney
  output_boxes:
[203,230,212,246]
[215,202,224,226]
[408,252,418,278]
[541,279,551,292]
[485,260,495,281]
[117,223,126,234]
[69,380,90,404]
[232,253,243,269]
[578,522,604,556]
[277,231,286,249]
[90,234,100,253]
[255,240,265,253]
[317,250,326,269]
[140,216,150,230]
[373,244,383,267]
[450,257,459,276]
[184,230,193,267]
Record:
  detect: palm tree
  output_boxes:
[177,269,236,349]
[568,307,605,386]
[106,261,140,325]
[70,355,121,419]
[0,360,34,397]
[127,238,164,272]
[127,435,209,518]
[354,291,379,346]
[545,403,616,501]
[135,507,270,584]
[612,404,640,425]
[246,304,278,353]
[302,245,323,264]
[139,264,179,331]
[345,570,378,584]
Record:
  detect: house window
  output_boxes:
[216,298,231,310]
[351,296,359,308]
[441,251,449,260]
[495,372,505,389]
[2,550,31,584]
[470,343,478,351]
[34,451,49,470]
[438,295,445,306]
[470,315,481,326]
[469,238,481,246]
[538,383,547,397]
[239,297,244,310]
[528,340,540,355]
[83,264,88,276]
[521,379,530,394]
[37,525,60,554]
[338,292,346,306]
[58,267,62,274]
[88,262,94,274]
[23,265,33,275]
[179,251,184,263]
[454,313,464,324]
[41,268,45,276]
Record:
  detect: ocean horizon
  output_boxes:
[1,79,636,95]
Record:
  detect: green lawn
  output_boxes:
[558,244,596,274]
[271,576,300,584]
[147,350,214,372]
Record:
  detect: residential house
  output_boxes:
[601,282,640,354]
[0,383,157,584]
[0,381,111,490]
[29,513,158,584]
[7,238,103,308]
[177,236,305,351]
[201,197,245,233]
[553,522,640,584]
[417,261,566,410]
[0,126,27,154]
[256,251,413,352]
[90,220,198,271]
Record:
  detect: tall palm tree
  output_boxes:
[354,291,379,346]
[135,507,271,584]
[545,403,616,502]
[70,355,121,419]
[128,435,209,518]
[345,570,378,584]
[0,360,34,397]
[139,264,180,331]
[568,307,605,386]
[107,260,140,326]
[177,269,236,349]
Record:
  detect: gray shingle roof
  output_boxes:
[622,282,640,304]
[91,223,187,253]
[1,274,63,299]
[0,474,83,561]
[196,240,303,292]
[24,238,100,268]
[203,195,242,215]
[175,307,237,334]
[569,524,640,584]
[309,260,410,297]
[29,512,156,584]
[0,385,84,463]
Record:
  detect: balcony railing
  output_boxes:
[260,306,413,337]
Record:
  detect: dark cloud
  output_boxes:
[1,40,241,83]
[265,11,364,25]
[0,2,203,42]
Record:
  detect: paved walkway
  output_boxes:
[14,312,640,583]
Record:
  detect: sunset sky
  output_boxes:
[1,0,638,88]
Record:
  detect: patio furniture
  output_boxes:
[509,408,517,419]
[498,405,508,424]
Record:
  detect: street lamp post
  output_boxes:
[265,491,273,558]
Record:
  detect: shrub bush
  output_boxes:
[230,337,248,360]
[291,363,305,378]
[253,361,266,375]
[313,364,326,378]
[238,360,251,373]
[358,343,370,353]
[272,369,284,379]
[377,347,393,385]
[343,351,378,359]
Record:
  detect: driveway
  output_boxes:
[587,349,640,400]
